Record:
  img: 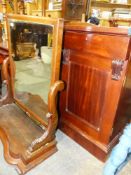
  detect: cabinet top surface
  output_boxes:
[64,22,130,35]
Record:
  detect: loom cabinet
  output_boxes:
[59,23,131,161]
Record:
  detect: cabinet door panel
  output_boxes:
[62,51,126,142]
[67,61,110,130]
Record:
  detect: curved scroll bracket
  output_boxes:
[28,80,64,152]
[112,59,124,81]
[0,57,14,106]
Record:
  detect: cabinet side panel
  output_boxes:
[110,59,131,140]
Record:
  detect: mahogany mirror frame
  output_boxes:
[0,14,64,174]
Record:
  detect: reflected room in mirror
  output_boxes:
[10,19,53,123]
[0,14,64,174]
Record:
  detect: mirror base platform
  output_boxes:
[0,103,57,174]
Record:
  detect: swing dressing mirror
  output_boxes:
[9,18,54,126]
[0,14,64,174]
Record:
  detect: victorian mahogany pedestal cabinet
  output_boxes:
[59,23,131,161]
[0,15,64,174]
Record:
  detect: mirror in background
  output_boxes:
[9,20,53,124]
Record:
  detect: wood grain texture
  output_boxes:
[0,57,13,105]
[64,31,130,60]
[0,15,64,174]
[0,46,9,92]
[67,61,109,130]
[59,23,131,161]
[0,47,9,64]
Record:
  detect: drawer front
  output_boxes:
[45,11,62,18]
[64,31,130,60]
[31,11,42,16]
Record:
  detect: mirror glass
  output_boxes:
[9,19,54,124]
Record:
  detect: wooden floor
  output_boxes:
[16,92,48,125]
[0,103,45,159]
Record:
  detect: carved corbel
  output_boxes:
[63,49,70,63]
[112,59,124,81]
[28,80,64,152]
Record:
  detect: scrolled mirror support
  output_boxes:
[0,57,13,106]
[28,81,64,152]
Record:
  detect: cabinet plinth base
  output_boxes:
[59,120,120,162]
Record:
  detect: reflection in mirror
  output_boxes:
[9,20,53,124]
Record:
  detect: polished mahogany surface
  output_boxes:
[0,45,9,92]
[0,46,9,64]
[59,23,131,161]
[0,15,64,174]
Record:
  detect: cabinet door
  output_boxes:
[60,31,129,145]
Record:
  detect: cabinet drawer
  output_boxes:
[45,10,62,18]
[31,10,42,16]
[64,31,130,60]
